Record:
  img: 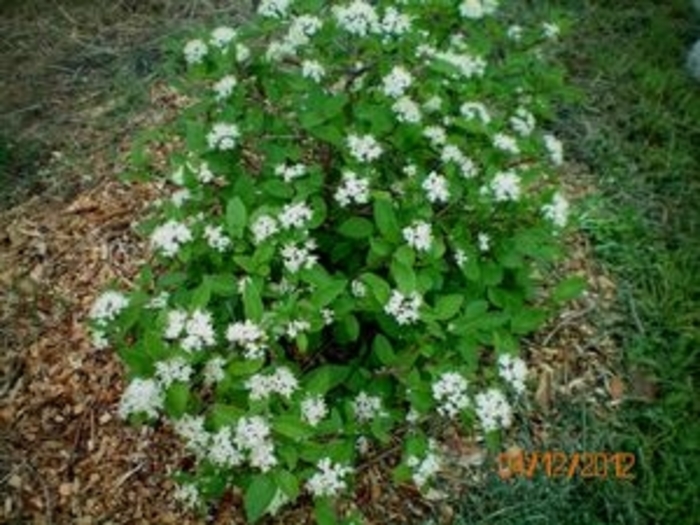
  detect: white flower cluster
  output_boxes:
[332,0,379,37]
[281,239,318,273]
[460,101,492,124]
[507,25,524,41]
[478,232,491,252]
[235,416,277,472]
[384,290,422,325]
[257,0,292,18]
[301,60,326,82]
[407,441,442,489]
[119,378,164,419]
[441,145,478,179]
[275,163,307,183]
[432,372,470,418]
[184,39,208,65]
[301,395,328,427]
[498,354,528,394]
[151,220,192,257]
[285,319,311,338]
[203,225,231,252]
[489,170,521,202]
[279,201,314,229]
[423,125,447,146]
[211,26,237,49]
[402,220,433,252]
[493,132,520,155]
[381,66,413,98]
[544,134,564,166]
[89,291,129,325]
[380,7,411,36]
[174,414,211,457]
[155,357,193,388]
[353,391,385,422]
[334,171,370,207]
[226,320,267,359]
[246,367,299,400]
[459,0,499,19]
[542,192,569,228]
[542,22,560,39]
[171,188,190,208]
[510,107,536,137]
[203,356,226,386]
[251,215,279,244]
[432,49,487,79]
[165,309,216,352]
[207,122,240,151]
[213,75,237,101]
[267,15,323,60]
[351,279,367,298]
[347,133,383,163]
[422,172,450,204]
[209,426,244,467]
[392,96,422,123]
[474,388,513,431]
[307,458,352,498]
[173,483,200,510]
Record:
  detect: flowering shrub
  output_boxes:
[90,1,580,522]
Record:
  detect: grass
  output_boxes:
[454,0,700,523]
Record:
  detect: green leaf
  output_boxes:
[310,279,347,308]
[338,217,375,239]
[243,280,264,322]
[373,197,401,243]
[227,358,265,376]
[191,279,212,307]
[209,403,245,429]
[274,470,300,501]
[552,275,586,303]
[361,273,391,304]
[164,383,190,418]
[274,415,313,440]
[245,474,277,523]
[434,294,464,320]
[390,257,416,293]
[226,197,248,238]
[299,93,348,129]
[206,274,237,297]
[304,365,351,394]
[372,334,396,366]
[335,313,360,342]
[511,308,547,334]
[314,498,338,525]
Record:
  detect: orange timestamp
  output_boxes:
[497,450,636,480]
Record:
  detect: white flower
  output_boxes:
[119,378,164,419]
[460,101,492,124]
[204,225,231,252]
[236,44,251,62]
[281,240,318,273]
[510,107,536,137]
[384,290,422,325]
[356,436,370,456]
[423,96,442,113]
[249,440,278,472]
[155,357,193,388]
[475,388,513,431]
[171,188,191,208]
[258,0,292,18]
[332,0,380,36]
[543,134,564,166]
[195,162,215,184]
[307,458,352,498]
[478,232,491,252]
[433,50,486,79]
[403,164,418,177]
[247,367,299,401]
[542,22,560,39]
[542,192,569,228]
[174,415,209,457]
[90,291,129,324]
[353,391,385,422]
[441,145,477,178]
[432,372,470,418]
[321,308,334,325]
[455,249,468,268]
[174,483,200,510]
[302,60,326,82]
[459,0,499,19]
[184,39,208,65]
[165,309,188,339]
[207,123,240,151]
[301,395,328,426]
[422,172,450,204]
[209,426,244,467]
[92,330,109,350]
[286,319,311,339]
[498,354,528,394]
[203,356,226,386]
[381,66,413,98]
[423,125,447,146]
[392,96,422,123]
[251,215,279,244]
[507,25,523,41]
[274,163,307,183]
[181,309,216,352]
[147,292,169,310]
[213,75,237,101]
[351,280,367,298]
[211,27,236,49]
[226,320,267,360]
[235,415,271,449]
[493,133,520,155]
[380,7,411,35]
[151,220,192,257]
[490,170,521,202]
[334,171,370,207]
[279,201,313,229]
[288,15,323,46]
[408,442,442,489]
[347,134,383,163]
[402,221,433,252]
